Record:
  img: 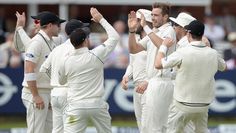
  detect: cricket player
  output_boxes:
[40,19,89,133]
[58,7,119,133]
[155,20,226,132]
[128,2,176,132]
[14,11,66,53]
[21,12,65,133]
[121,8,152,131]
[168,12,196,133]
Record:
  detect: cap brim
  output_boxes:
[82,23,90,27]
[170,17,184,27]
[31,15,38,19]
[59,19,66,23]
[81,27,90,36]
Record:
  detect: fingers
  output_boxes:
[35,102,45,110]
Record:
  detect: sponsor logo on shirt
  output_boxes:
[25,53,34,58]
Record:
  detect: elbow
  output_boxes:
[155,61,163,69]
[112,34,120,43]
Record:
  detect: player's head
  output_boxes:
[136,9,153,35]
[170,12,196,40]
[151,2,171,28]
[70,27,90,49]
[39,11,66,37]
[65,19,89,36]
[185,20,205,42]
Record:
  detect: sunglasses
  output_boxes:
[171,22,181,27]
[34,19,40,24]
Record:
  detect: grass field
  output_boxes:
[0,115,236,129]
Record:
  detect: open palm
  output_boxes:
[128,11,138,31]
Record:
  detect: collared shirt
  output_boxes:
[139,23,176,79]
[22,30,56,89]
[177,35,189,49]
[125,51,147,85]
[161,41,226,104]
[125,34,147,84]
[40,39,74,96]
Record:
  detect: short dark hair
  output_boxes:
[70,28,88,48]
[152,2,171,16]
[191,34,202,40]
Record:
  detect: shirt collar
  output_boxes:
[158,22,171,31]
[39,30,51,41]
[178,36,188,45]
[189,41,206,47]
[73,47,89,55]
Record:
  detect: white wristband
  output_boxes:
[143,25,152,35]
[25,73,37,81]
[158,45,168,55]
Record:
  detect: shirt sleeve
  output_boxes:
[58,59,67,85]
[91,18,120,62]
[25,40,42,63]
[124,55,133,79]
[13,26,31,52]
[161,51,182,69]
[138,35,149,50]
[217,53,226,71]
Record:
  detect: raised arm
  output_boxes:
[90,7,120,61]
[128,11,145,54]
[14,11,31,52]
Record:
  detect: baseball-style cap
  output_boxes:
[136,9,152,23]
[39,12,66,26]
[31,11,51,20]
[70,28,90,47]
[185,20,205,36]
[65,19,90,35]
[169,12,196,28]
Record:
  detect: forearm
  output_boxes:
[155,45,167,69]
[100,18,120,46]
[143,25,163,48]
[128,33,144,54]
[14,26,31,52]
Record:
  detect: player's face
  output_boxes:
[51,23,61,37]
[151,8,165,28]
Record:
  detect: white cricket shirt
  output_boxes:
[40,39,74,96]
[58,18,119,110]
[139,23,176,79]
[161,41,226,104]
[22,30,56,89]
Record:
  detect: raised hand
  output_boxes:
[128,11,138,32]
[137,11,146,27]
[90,7,103,23]
[15,11,26,28]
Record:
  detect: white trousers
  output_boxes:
[64,105,112,133]
[142,78,174,133]
[167,102,195,133]
[133,85,146,131]
[51,95,67,133]
[167,104,209,133]
[21,90,52,133]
